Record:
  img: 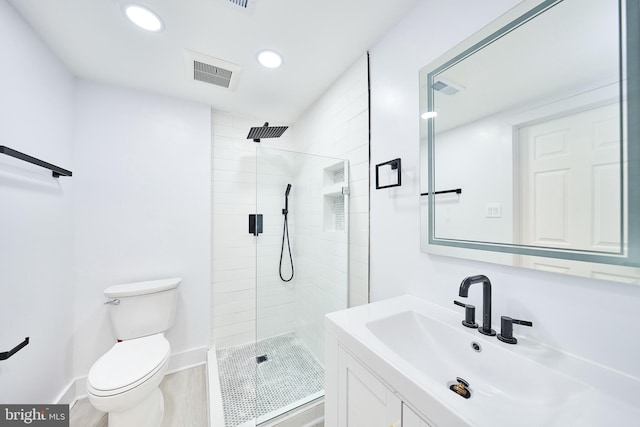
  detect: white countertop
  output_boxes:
[326,295,640,427]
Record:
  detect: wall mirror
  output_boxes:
[420,0,640,283]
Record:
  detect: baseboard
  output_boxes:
[59,346,208,406]
[55,379,77,406]
[166,346,208,374]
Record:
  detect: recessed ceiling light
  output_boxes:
[421,111,438,119]
[257,50,283,69]
[123,4,164,32]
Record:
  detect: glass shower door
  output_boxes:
[255,146,349,424]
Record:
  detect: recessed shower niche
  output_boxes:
[323,161,349,232]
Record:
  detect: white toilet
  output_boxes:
[87,278,181,427]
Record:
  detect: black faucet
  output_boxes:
[459,275,496,336]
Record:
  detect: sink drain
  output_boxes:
[471,341,482,352]
[449,377,471,399]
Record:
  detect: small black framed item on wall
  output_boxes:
[375,158,401,189]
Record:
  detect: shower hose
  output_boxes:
[279,210,294,282]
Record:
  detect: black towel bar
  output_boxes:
[0,337,29,361]
[0,146,72,178]
[421,188,462,196]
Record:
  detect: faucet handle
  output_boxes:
[453,300,478,329]
[497,316,532,344]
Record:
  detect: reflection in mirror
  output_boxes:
[420,0,640,282]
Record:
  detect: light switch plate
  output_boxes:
[486,203,502,218]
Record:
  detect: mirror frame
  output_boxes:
[420,0,640,268]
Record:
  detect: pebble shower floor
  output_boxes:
[216,333,325,427]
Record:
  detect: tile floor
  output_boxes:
[69,364,208,427]
[216,333,324,427]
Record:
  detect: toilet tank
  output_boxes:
[104,278,180,340]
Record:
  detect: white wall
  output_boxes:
[0,0,75,403]
[370,0,640,378]
[72,80,211,377]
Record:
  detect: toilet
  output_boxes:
[87,278,181,427]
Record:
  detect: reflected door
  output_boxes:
[517,103,632,278]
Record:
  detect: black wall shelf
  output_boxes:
[0,146,72,178]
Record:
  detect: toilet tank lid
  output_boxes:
[104,278,181,298]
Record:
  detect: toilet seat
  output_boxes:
[88,334,170,397]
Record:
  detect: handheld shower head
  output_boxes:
[280,184,294,282]
[283,184,292,215]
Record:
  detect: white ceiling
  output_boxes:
[8,0,421,124]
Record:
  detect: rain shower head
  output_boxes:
[247,122,289,142]
[285,183,291,197]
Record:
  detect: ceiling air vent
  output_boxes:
[221,0,256,14]
[194,61,233,88]
[432,77,465,96]
[185,49,242,90]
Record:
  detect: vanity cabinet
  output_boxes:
[329,343,433,427]
[337,346,401,426]
[403,404,432,427]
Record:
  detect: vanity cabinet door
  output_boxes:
[403,404,433,427]
[337,347,402,427]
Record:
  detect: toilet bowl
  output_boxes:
[87,334,170,426]
[86,278,180,427]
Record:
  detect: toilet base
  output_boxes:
[108,387,164,427]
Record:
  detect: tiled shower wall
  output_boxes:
[210,115,296,349]
[291,155,349,363]
[292,55,370,309]
[254,147,297,341]
[211,54,370,350]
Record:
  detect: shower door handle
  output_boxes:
[249,214,263,236]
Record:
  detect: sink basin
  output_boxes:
[367,310,591,422]
[326,295,640,427]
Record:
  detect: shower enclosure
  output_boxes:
[217,146,350,426]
